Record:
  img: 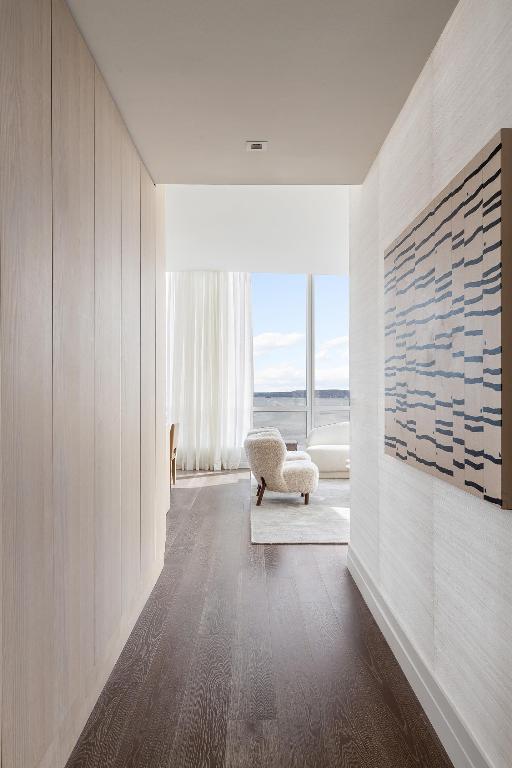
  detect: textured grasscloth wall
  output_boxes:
[349,2,512,766]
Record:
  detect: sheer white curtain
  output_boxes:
[167,271,253,470]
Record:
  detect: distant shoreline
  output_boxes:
[254,389,349,399]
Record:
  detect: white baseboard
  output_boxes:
[347,547,493,768]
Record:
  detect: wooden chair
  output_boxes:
[170,423,179,486]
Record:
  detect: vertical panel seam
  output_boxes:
[92,65,97,668]
[154,183,157,560]
[139,169,142,576]
[50,0,56,737]
[120,128,124,612]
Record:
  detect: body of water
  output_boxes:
[252,392,350,445]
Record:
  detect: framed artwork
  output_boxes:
[384,130,512,508]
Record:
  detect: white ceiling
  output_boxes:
[67,0,458,184]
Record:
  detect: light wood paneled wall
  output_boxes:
[156,185,170,546]
[52,0,95,722]
[0,2,168,767]
[94,66,123,662]
[141,165,157,576]
[121,127,142,613]
[0,2,54,767]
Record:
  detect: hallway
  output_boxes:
[65,472,452,768]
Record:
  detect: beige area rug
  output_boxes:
[250,479,350,544]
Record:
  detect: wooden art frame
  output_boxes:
[384,129,512,508]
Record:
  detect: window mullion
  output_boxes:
[306,273,314,435]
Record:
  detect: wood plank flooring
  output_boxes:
[65,471,453,768]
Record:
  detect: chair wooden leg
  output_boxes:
[256,478,266,506]
[304,493,309,505]
[172,457,177,485]
[256,483,261,497]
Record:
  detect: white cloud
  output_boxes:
[253,331,304,356]
[315,335,349,361]
[314,365,349,389]
[322,335,348,351]
[254,363,305,392]
[253,335,349,391]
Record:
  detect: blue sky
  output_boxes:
[252,273,349,392]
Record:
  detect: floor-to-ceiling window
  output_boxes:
[252,273,349,446]
[252,273,308,444]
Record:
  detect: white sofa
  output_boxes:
[306,422,350,478]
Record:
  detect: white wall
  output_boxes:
[165,185,349,274]
[349,2,512,767]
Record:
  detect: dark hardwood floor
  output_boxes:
[65,471,453,768]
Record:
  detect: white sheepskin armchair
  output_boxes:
[244,431,318,505]
[247,426,311,462]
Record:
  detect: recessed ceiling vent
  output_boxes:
[246,140,268,152]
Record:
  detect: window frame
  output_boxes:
[252,273,349,439]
